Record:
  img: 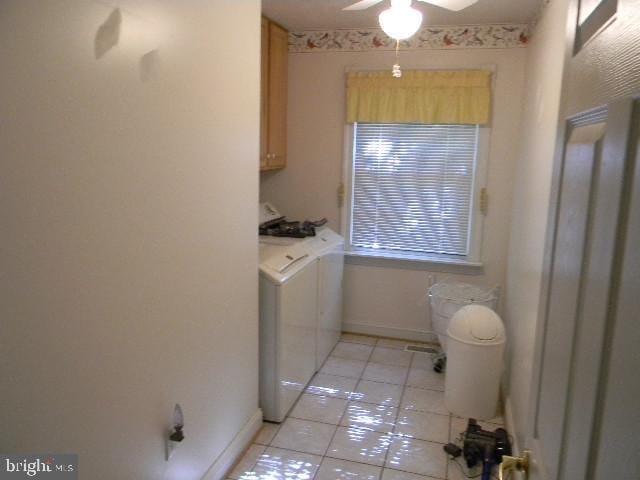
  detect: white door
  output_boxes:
[523,0,640,478]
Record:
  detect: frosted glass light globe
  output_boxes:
[379,0,423,40]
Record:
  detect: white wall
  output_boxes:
[261,47,526,340]
[503,0,569,446]
[0,1,260,479]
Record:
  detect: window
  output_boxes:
[347,122,483,262]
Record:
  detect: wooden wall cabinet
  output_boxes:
[260,17,288,171]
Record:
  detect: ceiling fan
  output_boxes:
[344,0,479,77]
[343,0,479,13]
[343,0,479,41]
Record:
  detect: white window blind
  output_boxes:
[350,123,479,257]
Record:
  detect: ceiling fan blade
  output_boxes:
[343,0,385,11]
[418,0,479,12]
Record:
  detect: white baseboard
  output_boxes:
[503,394,520,455]
[201,408,263,480]
[342,321,438,344]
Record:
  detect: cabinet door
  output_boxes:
[267,22,288,169]
[260,18,269,170]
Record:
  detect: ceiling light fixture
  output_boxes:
[378,0,423,41]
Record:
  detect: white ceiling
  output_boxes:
[262,0,543,31]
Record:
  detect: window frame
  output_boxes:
[341,122,490,269]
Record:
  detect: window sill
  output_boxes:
[344,247,484,274]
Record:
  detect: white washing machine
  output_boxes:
[310,229,344,370]
[258,203,343,422]
[259,241,318,422]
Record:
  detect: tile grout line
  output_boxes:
[380,349,414,474]
[319,337,375,478]
[319,338,451,477]
[257,443,455,480]
[365,338,388,480]
[283,413,452,445]
[289,384,451,442]
[315,370,410,387]
[236,335,454,479]
[243,339,347,480]
[411,351,449,480]
[239,419,449,475]
[410,348,451,479]
[318,360,445,392]
[341,334,436,349]
[309,336,381,480]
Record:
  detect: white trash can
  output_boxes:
[444,304,506,420]
[428,282,498,352]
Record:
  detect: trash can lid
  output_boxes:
[447,305,506,345]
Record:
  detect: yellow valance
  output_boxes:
[346,70,492,125]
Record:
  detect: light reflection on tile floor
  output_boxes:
[227,334,505,480]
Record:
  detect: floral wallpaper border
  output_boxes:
[289,24,529,52]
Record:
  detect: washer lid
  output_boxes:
[307,227,344,254]
[264,249,310,273]
[259,243,317,285]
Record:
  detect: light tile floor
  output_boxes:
[226,334,506,480]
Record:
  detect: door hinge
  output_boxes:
[480,187,489,215]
